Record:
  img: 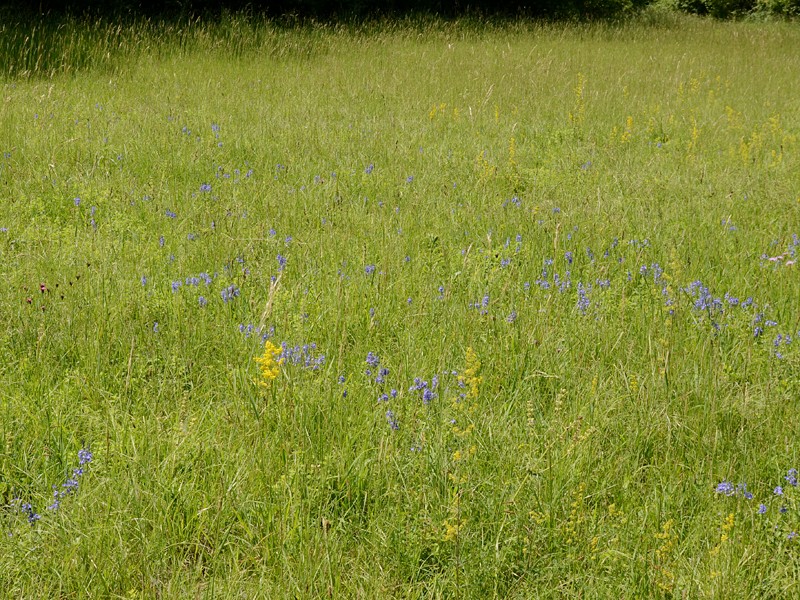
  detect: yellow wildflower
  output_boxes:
[254,340,283,387]
[462,347,482,399]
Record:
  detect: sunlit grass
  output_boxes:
[1,14,800,597]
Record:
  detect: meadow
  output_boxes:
[1,13,800,597]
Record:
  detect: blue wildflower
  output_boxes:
[716,481,735,496]
[221,284,240,303]
[20,503,40,524]
[786,469,798,487]
[577,282,590,314]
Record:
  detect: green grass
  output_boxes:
[1,14,800,598]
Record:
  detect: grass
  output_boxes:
[1,13,800,597]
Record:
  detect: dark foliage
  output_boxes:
[2,0,654,20]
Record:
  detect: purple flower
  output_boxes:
[758,503,767,514]
[165,209,176,218]
[577,282,590,314]
[786,469,798,487]
[736,483,753,499]
[198,296,207,307]
[775,486,784,496]
[199,183,212,192]
[78,448,93,465]
[409,378,427,391]
[20,503,40,524]
[386,410,399,430]
[221,284,240,303]
[716,481,735,496]
[277,254,287,271]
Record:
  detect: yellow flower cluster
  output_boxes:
[254,340,283,387]
[461,346,482,400]
[443,517,465,542]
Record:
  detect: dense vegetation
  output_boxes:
[1,0,799,21]
[1,13,799,599]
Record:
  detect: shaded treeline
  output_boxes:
[1,0,656,21]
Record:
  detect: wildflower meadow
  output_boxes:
[1,13,800,597]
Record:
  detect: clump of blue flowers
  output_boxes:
[48,448,93,512]
[410,375,438,404]
[716,468,800,541]
[12,448,93,526]
[280,342,325,370]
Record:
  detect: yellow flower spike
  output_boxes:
[463,347,482,399]
[254,340,283,387]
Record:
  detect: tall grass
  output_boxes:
[0,14,799,597]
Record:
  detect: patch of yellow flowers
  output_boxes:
[254,340,283,387]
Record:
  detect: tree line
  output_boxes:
[2,0,798,21]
